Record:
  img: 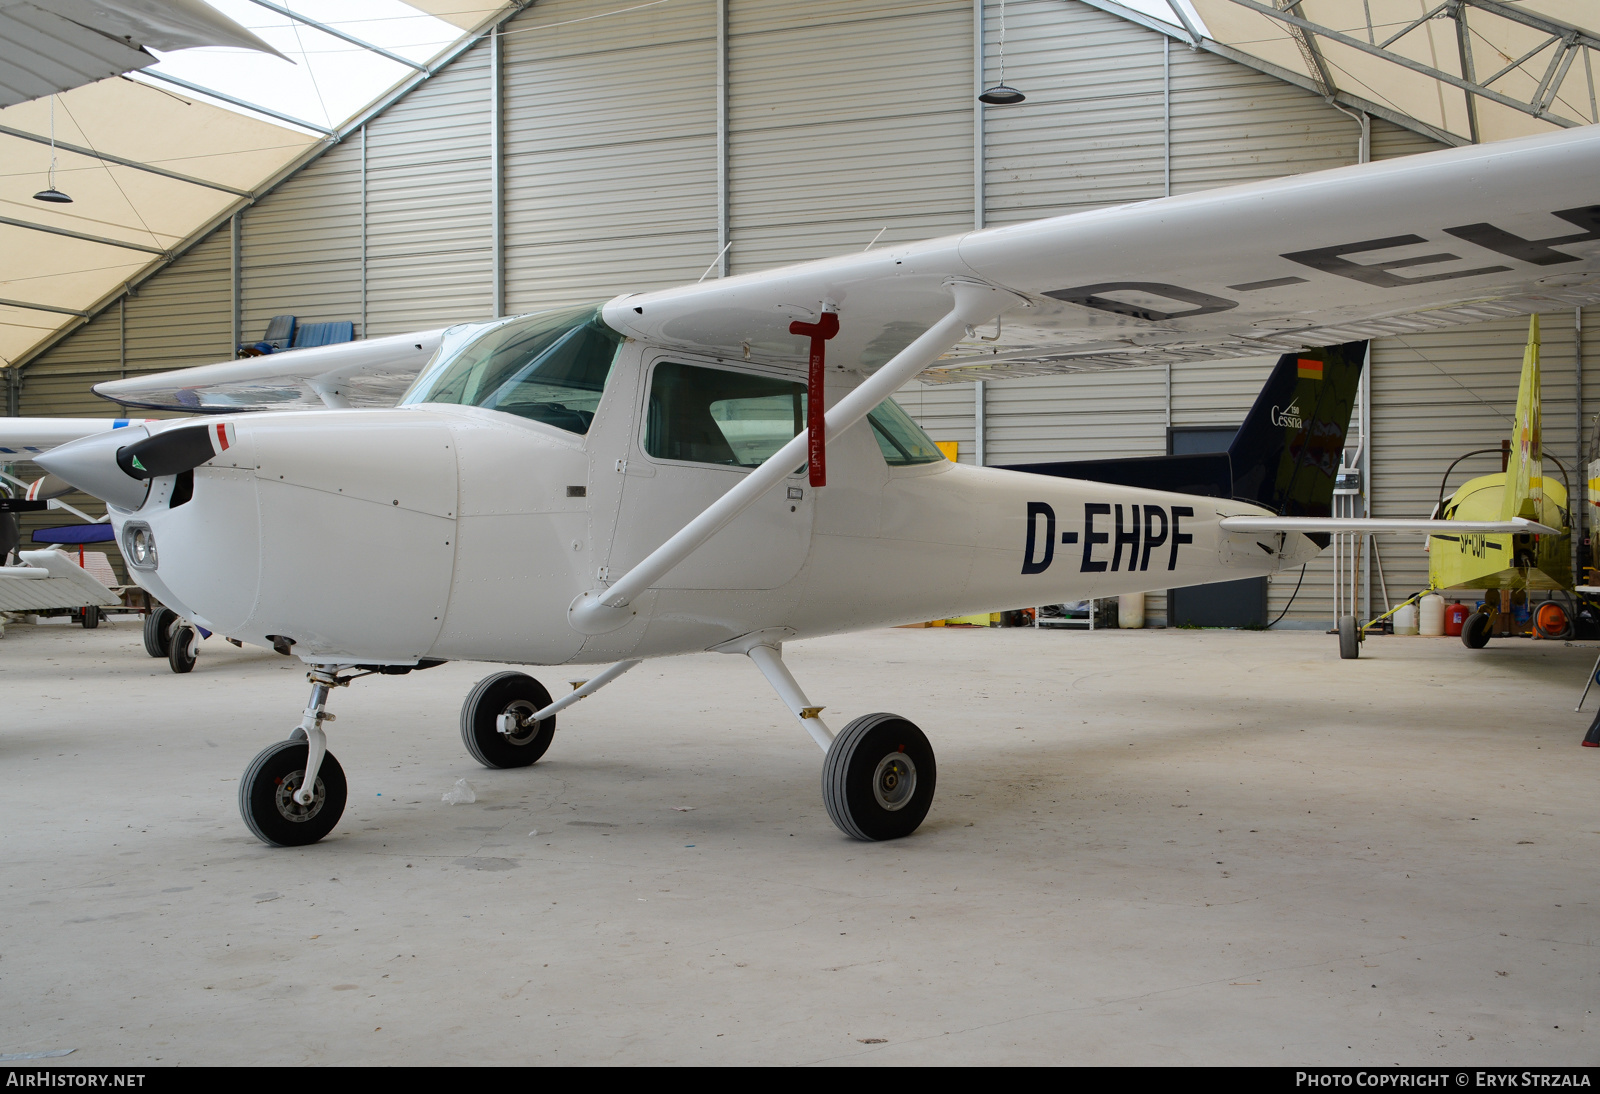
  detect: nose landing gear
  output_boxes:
[241,666,351,846]
[140,606,208,673]
[240,737,348,846]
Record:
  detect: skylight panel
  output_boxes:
[130,0,464,135]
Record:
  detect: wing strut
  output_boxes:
[567,280,1016,635]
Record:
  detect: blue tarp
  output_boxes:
[33,523,115,545]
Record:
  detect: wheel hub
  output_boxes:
[871,751,917,811]
[499,699,540,745]
[274,770,325,822]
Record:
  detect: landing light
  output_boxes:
[125,523,157,570]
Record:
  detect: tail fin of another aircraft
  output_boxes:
[1501,314,1543,522]
[1227,340,1366,521]
[1005,341,1366,532]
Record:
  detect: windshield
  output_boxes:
[400,304,621,434]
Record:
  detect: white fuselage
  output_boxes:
[112,342,1313,666]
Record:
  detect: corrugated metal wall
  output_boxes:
[502,0,718,309]
[367,48,495,333]
[240,149,362,338]
[727,0,973,268]
[16,0,1532,630]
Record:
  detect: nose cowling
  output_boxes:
[50,410,460,662]
[239,411,459,660]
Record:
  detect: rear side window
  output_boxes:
[867,398,945,466]
[646,362,806,467]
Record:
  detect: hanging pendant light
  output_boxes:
[978,84,1025,105]
[32,95,72,204]
[979,0,1025,104]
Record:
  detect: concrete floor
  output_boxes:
[1,619,1597,1065]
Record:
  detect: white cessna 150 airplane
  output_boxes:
[14,125,1596,847]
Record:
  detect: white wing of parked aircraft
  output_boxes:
[16,123,1600,850]
[95,124,1600,413]
[97,331,446,413]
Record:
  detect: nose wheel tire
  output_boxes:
[1462,610,1492,649]
[822,713,937,841]
[168,625,197,673]
[1337,615,1359,659]
[240,738,348,846]
[142,607,177,658]
[461,671,556,769]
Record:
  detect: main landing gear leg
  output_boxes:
[737,635,937,842]
[745,643,835,752]
[240,666,350,846]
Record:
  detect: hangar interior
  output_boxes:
[5,0,1598,630]
[3,0,1600,1069]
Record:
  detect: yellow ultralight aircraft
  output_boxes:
[1428,316,1574,648]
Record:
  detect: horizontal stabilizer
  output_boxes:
[1219,516,1561,536]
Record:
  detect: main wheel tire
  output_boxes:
[1338,615,1360,659]
[461,671,556,769]
[822,713,937,841]
[142,608,177,658]
[1462,610,1492,649]
[80,606,99,629]
[240,738,347,846]
[168,625,197,673]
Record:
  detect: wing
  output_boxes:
[90,329,448,413]
[0,417,157,456]
[83,125,1600,408]
[0,550,120,612]
[600,125,1600,382]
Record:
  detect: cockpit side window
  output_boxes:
[401,304,621,434]
[646,361,807,468]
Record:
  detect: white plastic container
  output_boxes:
[1393,602,1419,635]
[1118,592,1145,629]
[1418,593,1445,636]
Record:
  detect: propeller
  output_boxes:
[115,425,225,480]
[36,422,229,512]
[25,474,75,501]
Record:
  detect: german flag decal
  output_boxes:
[1296,358,1323,380]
